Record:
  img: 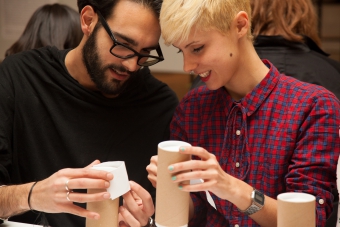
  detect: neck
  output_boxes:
[224,40,269,101]
[65,40,98,91]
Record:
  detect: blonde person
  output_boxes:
[146,0,340,226]
[191,0,340,101]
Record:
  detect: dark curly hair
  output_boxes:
[77,0,163,20]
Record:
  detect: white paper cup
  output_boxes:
[277,192,315,227]
[91,161,130,200]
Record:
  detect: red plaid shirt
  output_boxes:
[170,60,340,227]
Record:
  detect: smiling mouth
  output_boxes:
[111,67,129,76]
[110,68,129,80]
[199,71,211,78]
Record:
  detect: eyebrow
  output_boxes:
[113,32,159,50]
[185,41,199,48]
[114,32,138,46]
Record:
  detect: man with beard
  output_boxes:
[0,0,178,226]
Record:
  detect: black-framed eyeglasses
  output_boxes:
[97,11,164,67]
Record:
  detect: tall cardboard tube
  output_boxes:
[155,140,191,227]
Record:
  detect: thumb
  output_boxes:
[85,160,101,168]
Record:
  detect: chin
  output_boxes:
[205,83,222,91]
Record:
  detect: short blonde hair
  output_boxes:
[160,0,252,45]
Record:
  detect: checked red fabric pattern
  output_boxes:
[170,60,340,227]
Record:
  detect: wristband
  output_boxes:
[28,181,39,213]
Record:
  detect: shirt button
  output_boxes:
[235,162,240,168]
[319,199,325,205]
[236,130,241,136]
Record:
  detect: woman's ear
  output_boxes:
[235,11,250,38]
[80,6,98,36]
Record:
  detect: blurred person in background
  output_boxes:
[243,2,340,222]
[191,0,340,100]
[5,3,82,57]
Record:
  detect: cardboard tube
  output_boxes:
[155,140,191,227]
[277,192,315,227]
[86,189,119,227]
[86,161,130,227]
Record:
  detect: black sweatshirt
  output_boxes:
[0,46,178,226]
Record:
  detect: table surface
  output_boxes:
[1,221,40,226]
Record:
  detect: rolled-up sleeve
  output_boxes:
[286,94,340,226]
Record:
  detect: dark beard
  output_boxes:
[82,24,134,96]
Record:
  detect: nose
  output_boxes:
[183,55,197,73]
[121,56,140,72]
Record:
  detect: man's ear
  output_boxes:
[80,5,98,36]
[235,11,250,38]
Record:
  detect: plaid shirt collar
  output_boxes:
[219,59,281,117]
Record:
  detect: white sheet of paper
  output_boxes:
[91,161,130,200]
[190,179,216,209]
